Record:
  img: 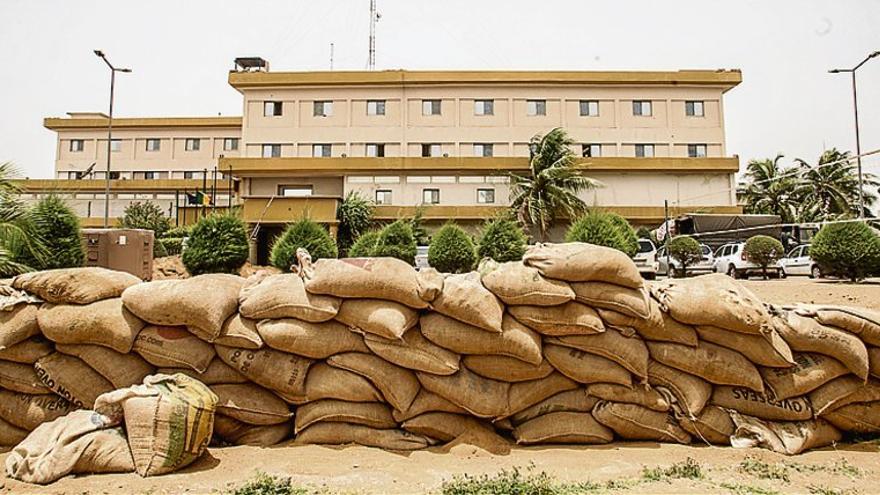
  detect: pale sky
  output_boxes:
[1,0,879,179]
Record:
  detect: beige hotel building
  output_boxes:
[30,64,742,262]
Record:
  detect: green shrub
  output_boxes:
[372,219,417,264]
[118,202,173,258]
[160,237,184,256]
[336,192,374,255]
[27,195,84,269]
[606,213,639,257]
[347,230,380,258]
[667,235,702,276]
[269,219,338,271]
[476,217,528,262]
[181,214,249,275]
[810,222,880,282]
[428,223,477,273]
[565,211,636,256]
[744,235,785,278]
[164,224,193,239]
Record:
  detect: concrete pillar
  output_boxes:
[328,224,339,240]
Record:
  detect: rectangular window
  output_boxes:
[223,138,239,151]
[263,101,282,117]
[69,139,84,152]
[582,144,601,158]
[633,101,652,116]
[375,190,392,205]
[366,100,386,116]
[687,144,707,158]
[143,171,157,180]
[526,99,546,116]
[422,188,440,204]
[421,144,441,157]
[183,171,202,179]
[313,101,332,117]
[635,144,655,158]
[477,188,495,204]
[366,143,385,157]
[474,143,493,157]
[110,139,122,152]
[278,185,313,197]
[685,100,705,117]
[474,99,494,116]
[262,144,281,158]
[312,144,332,157]
[185,138,200,151]
[579,100,599,116]
[145,139,161,152]
[422,99,441,116]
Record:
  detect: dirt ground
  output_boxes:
[2,277,879,494]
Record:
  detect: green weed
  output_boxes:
[738,457,790,482]
[641,457,705,482]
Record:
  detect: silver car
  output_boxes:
[633,238,659,280]
[656,243,715,277]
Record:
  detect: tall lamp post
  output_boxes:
[829,50,879,219]
[94,50,131,228]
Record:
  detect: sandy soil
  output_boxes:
[740,277,880,310]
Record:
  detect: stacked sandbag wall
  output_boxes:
[1,242,879,455]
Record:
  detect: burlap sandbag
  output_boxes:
[213,414,292,446]
[327,352,420,412]
[543,344,633,386]
[257,318,368,359]
[364,329,460,375]
[712,386,812,421]
[523,242,643,288]
[158,357,248,385]
[54,344,154,389]
[809,376,880,416]
[593,401,691,443]
[509,302,605,336]
[122,274,245,342]
[870,347,880,378]
[335,299,419,340]
[416,267,444,303]
[822,402,880,433]
[34,353,115,409]
[238,273,339,321]
[295,400,396,433]
[546,329,649,378]
[402,412,495,443]
[421,313,542,365]
[571,282,650,319]
[677,405,733,445]
[0,337,53,364]
[510,389,598,425]
[650,274,771,334]
[0,360,49,394]
[463,355,554,382]
[290,362,384,405]
[304,258,429,308]
[507,372,579,415]
[295,422,430,450]
[0,390,76,430]
[210,383,291,425]
[779,313,869,380]
[647,341,764,392]
[598,304,698,346]
[38,298,144,353]
[729,412,841,455]
[133,326,216,373]
[513,411,613,445]
[761,353,850,400]
[647,360,712,417]
[0,304,40,350]
[588,383,669,412]
[0,415,28,446]
[417,367,510,419]
[814,306,880,346]
[431,272,504,333]
[696,325,795,368]
[215,344,313,402]
[12,267,140,305]
[479,260,575,306]
[215,314,263,350]
[392,389,468,422]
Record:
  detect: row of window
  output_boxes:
[262,99,707,118]
[69,138,240,153]
[277,183,495,206]
[64,170,229,180]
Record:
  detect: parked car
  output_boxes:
[415,246,430,270]
[633,238,659,279]
[779,244,821,278]
[656,243,715,277]
[712,242,782,279]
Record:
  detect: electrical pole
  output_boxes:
[664,200,671,278]
[93,50,131,228]
[368,0,378,70]
[330,42,334,70]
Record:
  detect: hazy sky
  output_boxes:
[1,0,879,178]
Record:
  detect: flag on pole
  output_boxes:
[186,191,212,206]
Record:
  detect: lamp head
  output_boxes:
[119,68,132,73]
[828,69,842,74]
[93,50,105,58]
[870,51,880,59]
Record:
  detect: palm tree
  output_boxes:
[0,162,47,276]
[509,128,601,240]
[737,154,800,223]
[795,149,878,220]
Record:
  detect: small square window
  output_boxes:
[366,143,385,157]
[223,138,239,151]
[279,185,313,197]
[143,171,157,180]
[69,139,84,152]
[184,171,201,179]
[526,100,546,116]
[185,138,200,152]
[366,100,386,116]
[685,101,705,117]
[422,99,441,116]
[421,144,442,157]
[108,171,120,180]
[635,144,655,158]
[312,144,332,157]
[375,190,392,205]
[145,139,161,152]
[264,101,282,117]
[633,101,652,116]
[422,188,440,204]
[477,188,495,204]
[474,143,493,157]
[688,144,707,158]
[110,139,122,152]
[313,101,333,117]
[579,100,599,116]
[582,144,601,158]
[474,99,494,116]
[262,144,281,158]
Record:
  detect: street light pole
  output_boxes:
[829,50,879,218]
[94,50,131,228]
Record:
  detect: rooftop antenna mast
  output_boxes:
[368,0,379,70]
[330,42,334,70]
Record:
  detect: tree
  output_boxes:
[810,222,880,282]
[372,219,417,264]
[0,162,47,276]
[348,230,380,257]
[182,214,249,275]
[667,235,702,277]
[336,192,374,256]
[795,149,878,220]
[606,213,638,258]
[565,211,637,256]
[737,155,800,223]
[743,235,785,279]
[118,201,173,258]
[509,128,601,240]
[428,222,477,273]
[269,218,338,271]
[476,217,528,263]
[26,195,84,270]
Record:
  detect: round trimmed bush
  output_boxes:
[28,195,84,269]
[372,219,417,265]
[606,213,638,258]
[565,211,636,256]
[182,214,249,275]
[270,218,338,271]
[348,230,380,258]
[336,192,374,255]
[810,222,880,282]
[428,223,477,273]
[744,235,785,278]
[476,217,528,262]
[159,237,184,256]
[667,235,702,276]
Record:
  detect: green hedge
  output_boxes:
[744,235,785,277]
[428,223,477,273]
[28,195,84,270]
[181,214,249,275]
[159,237,184,256]
[270,219,338,271]
[372,219,417,264]
[348,230,380,258]
[565,211,638,257]
[476,217,528,262]
[810,222,880,282]
[667,235,701,276]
